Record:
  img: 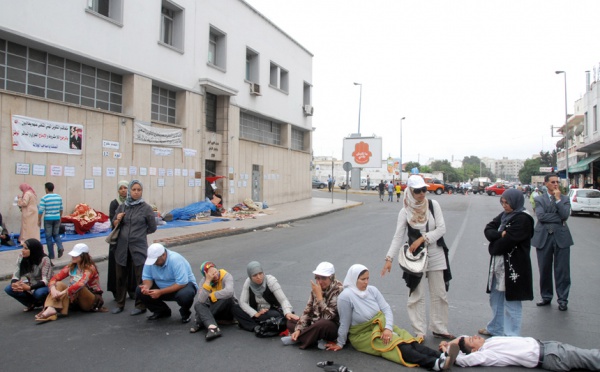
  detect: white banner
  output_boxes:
[12,115,83,155]
[133,121,182,147]
[152,147,174,156]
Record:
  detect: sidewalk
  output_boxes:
[0,196,361,280]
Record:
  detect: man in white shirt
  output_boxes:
[439,334,600,371]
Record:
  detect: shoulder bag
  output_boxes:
[398,243,428,277]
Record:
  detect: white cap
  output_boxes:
[68,243,89,257]
[145,243,166,265]
[407,175,427,189]
[313,261,335,276]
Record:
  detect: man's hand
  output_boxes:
[147,289,162,299]
[139,284,151,295]
[439,340,449,353]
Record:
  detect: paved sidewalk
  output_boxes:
[0,196,361,279]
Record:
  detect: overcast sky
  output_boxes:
[245,0,600,164]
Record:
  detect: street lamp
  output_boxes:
[400,117,405,184]
[555,70,569,183]
[353,82,362,135]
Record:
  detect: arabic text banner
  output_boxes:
[12,115,83,155]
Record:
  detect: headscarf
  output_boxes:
[246,261,266,295]
[499,188,526,232]
[201,261,220,286]
[19,238,46,275]
[124,180,144,206]
[19,183,36,197]
[117,180,129,205]
[403,188,428,229]
[343,264,369,299]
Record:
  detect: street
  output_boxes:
[1,190,598,371]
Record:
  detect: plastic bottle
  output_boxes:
[13,196,19,206]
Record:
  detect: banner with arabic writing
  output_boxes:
[133,121,183,147]
[11,115,83,155]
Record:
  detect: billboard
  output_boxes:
[342,136,382,168]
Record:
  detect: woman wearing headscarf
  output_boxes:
[106,180,132,299]
[479,188,534,337]
[5,238,53,311]
[17,183,40,244]
[381,175,454,341]
[326,264,458,371]
[232,261,299,332]
[111,180,157,315]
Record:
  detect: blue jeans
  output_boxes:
[4,284,49,308]
[486,276,522,336]
[44,220,64,259]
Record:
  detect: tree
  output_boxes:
[404,161,421,173]
[430,160,460,182]
[539,150,557,167]
[420,165,432,173]
[518,157,542,184]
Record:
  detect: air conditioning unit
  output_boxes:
[303,104,314,116]
[250,83,261,95]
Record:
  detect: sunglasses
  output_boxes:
[314,275,330,281]
[412,187,428,194]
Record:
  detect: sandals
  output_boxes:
[35,311,58,322]
[432,332,456,340]
[189,323,203,334]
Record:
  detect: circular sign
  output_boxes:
[343,162,353,172]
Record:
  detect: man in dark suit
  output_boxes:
[531,174,573,311]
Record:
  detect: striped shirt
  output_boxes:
[38,193,63,221]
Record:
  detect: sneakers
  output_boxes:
[317,339,327,350]
[435,343,459,371]
[281,336,297,346]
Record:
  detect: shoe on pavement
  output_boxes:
[559,303,568,311]
[433,332,456,340]
[281,336,297,346]
[205,327,222,341]
[58,248,64,258]
[537,299,551,306]
[442,343,459,370]
[181,314,192,324]
[147,311,171,321]
[111,307,124,314]
[130,308,146,316]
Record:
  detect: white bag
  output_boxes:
[397,243,428,277]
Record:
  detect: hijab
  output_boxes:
[247,261,266,295]
[343,264,369,299]
[403,188,428,229]
[201,261,220,287]
[499,188,526,232]
[124,180,144,206]
[117,180,129,205]
[19,238,46,275]
[19,183,36,197]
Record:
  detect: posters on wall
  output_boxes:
[12,115,83,155]
[133,121,183,147]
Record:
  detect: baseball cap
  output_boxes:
[68,243,89,257]
[313,261,335,276]
[145,243,166,265]
[407,175,427,189]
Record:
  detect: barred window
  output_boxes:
[291,127,304,151]
[240,112,281,145]
[0,38,122,113]
[206,92,217,132]
[151,85,176,124]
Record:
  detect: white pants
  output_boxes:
[407,270,449,336]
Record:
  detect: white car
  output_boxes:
[568,188,600,216]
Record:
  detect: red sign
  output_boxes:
[352,141,372,164]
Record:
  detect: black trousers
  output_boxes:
[194,296,235,328]
[137,282,197,318]
[286,318,338,349]
[399,342,440,369]
[232,304,282,331]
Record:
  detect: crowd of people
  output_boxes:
[3,174,599,371]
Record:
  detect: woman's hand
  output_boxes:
[310,280,323,301]
[290,330,301,341]
[381,328,393,345]
[253,309,268,318]
[409,237,425,253]
[114,212,125,226]
[381,260,392,277]
[325,342,342,351]
[501,231,507,238]
[50,285,62,299]
[285,313,299,321]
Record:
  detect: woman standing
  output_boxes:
[5,239,53,311]
[381,175,454,340]
[35,243,106,321]
[111,180,157,315]
[233,261,299,332]
[327,264,458,371]
[479,188,534,336]
[17,183,40,244]
[106,180,133,299]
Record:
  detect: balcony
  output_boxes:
[577,130,600,153]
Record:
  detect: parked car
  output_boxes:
[424,178,445,195]
[568,188,600,216]
[485,184,508,196]
[472,180,491,194]
[444,182,455,193]
[312,179,327,189]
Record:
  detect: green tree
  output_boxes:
[420,165,432,173]
[518,157,542,184]
[405,161,421,173]
[539,150,557,167]
[430,160,460,182]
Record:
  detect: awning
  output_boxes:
[568,154,600,173]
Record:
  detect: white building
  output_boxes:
[0,0,314,232]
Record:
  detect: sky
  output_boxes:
[244,0,600,165]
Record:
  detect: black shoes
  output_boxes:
[205,327,222,341]
[536,299,551,306]
[181,314,192,324]
[559,303,568,311]
[147,311,171,321]
[57,248,64,258]
[130,308,146,316]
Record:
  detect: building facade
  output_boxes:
[0,0,314,233]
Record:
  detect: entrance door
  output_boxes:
[252,164,262,201]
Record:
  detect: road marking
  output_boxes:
[448,197,471,263]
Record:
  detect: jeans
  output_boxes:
[5,284,49,308]
[486,276,522,336]
[44,220,64,259]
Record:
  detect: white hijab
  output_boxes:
[343,264,369,299]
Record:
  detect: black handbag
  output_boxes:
[254,316,287,338]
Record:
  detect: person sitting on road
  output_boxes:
[190,261,237,341]
[232,261,299,333]
[439,334,600,371]
[326,264,458,371]
[35,243,106,322]
[5,238,53,312]
[283,261,343,349]
[137,243,197,323]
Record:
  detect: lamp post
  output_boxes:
[400,117,405,184]
[353,82,362,135]
[555,70,569,184]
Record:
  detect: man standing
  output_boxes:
[327,175,333,192]
[136,243,198,323]
[387,181,395,202]
[378,180,385,202]
[532,174,573,311]
[38,182,64,259]
[366,175,370,190]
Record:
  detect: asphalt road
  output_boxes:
[1,190,598,371]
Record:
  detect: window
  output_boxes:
[303,82,312,105]
[159,1,184,52]
[584,112,588,136]
[269,62,289,93]
[240,112,281,145]
[594,105,598,132]
[86,0,123,24]
[291,128,305,151]
[0,38,122,112]
[206,92,217,132]
[151,85,177,124]
[208,26,226,70]
[245,48,258,82]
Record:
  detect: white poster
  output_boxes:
[12,114,83,155]
[152,147,173,156]
[64,166,75,177]
[106,168,116,177]
[33,164,46,176]
[50,165,63,177]
[133,121,182,147]
[92,167,102,177]
[119,167,127,176]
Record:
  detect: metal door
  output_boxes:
[252,164,261,201]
